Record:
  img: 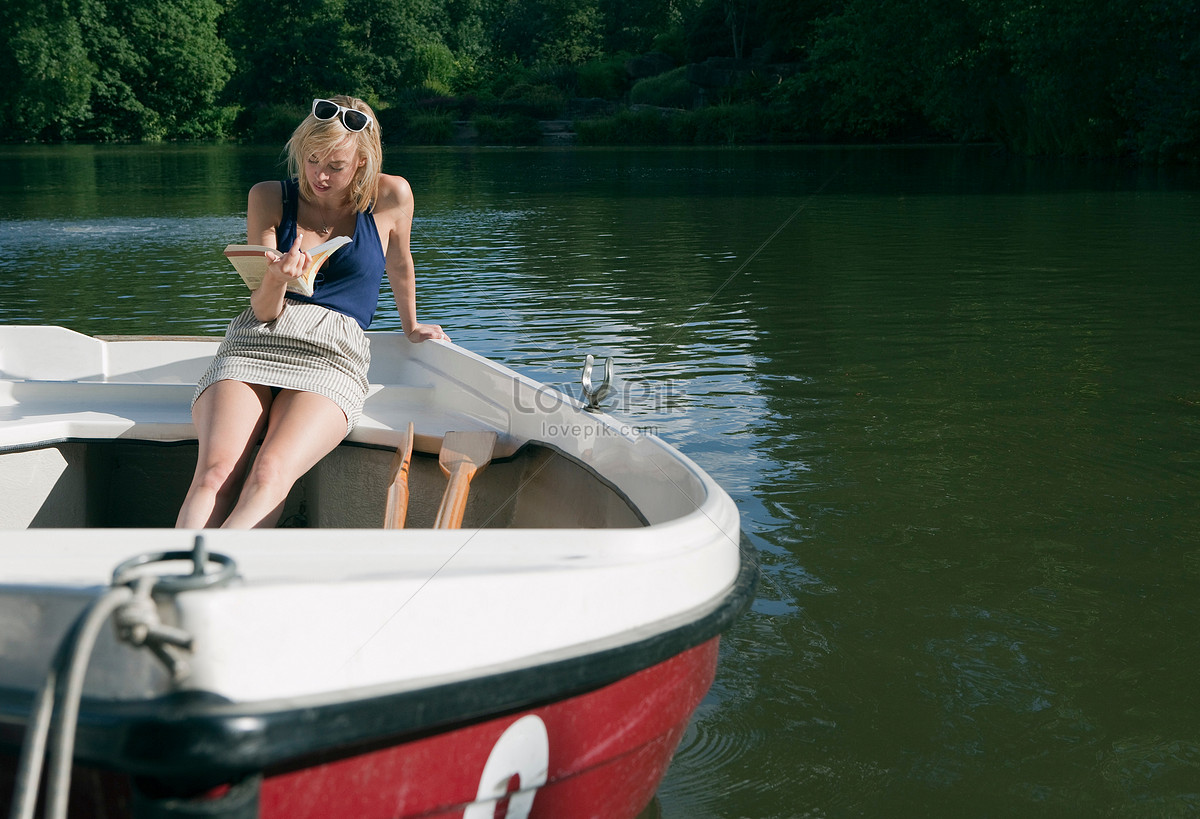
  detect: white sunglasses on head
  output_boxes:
[311,99,373,132]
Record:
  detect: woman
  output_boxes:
[176,96,446,529]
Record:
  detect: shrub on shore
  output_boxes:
[630,67,693,110]
[576,103,793,146]
[473,114,542,145]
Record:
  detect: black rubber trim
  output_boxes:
[0,437,198,455]
[0,536,757,783]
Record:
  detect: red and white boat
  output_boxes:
[0,326,755,819]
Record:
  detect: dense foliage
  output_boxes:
[3,0,1197,160]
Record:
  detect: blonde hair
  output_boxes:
[285,95,382,213]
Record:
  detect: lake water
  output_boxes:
[3,144,1199,816]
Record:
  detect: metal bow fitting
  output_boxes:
[580,354,614,410]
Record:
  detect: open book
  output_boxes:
[223,235,351,297]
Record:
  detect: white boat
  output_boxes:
[0,325,755,819]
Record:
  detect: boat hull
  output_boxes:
[0,328,757,818]
[1,641,718,818]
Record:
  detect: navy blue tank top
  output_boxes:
[276,179,386,329]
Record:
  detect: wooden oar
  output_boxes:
[434,430,497,529]
[383,422,415,529]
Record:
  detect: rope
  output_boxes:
[44,587,135,819]
[8,537,224,819]
[8,586,132,819]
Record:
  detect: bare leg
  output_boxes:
[220,389,349,529]
[176,380,272,528]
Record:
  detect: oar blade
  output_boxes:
[434,430,497,529]
[438,430,497,477]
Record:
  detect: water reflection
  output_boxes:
[0,215,247,335]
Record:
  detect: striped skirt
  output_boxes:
[193,302,371,433]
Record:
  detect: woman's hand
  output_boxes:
[250,233,309,322]
[406,323,449,343]
[265,233,310,286]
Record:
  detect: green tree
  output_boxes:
[754,0,828,60]
[993,0,1139,155]
[1124,0,1200,160]
[2,0,96,140]
[491,0,604,66]
[3,0,1198,158]
[340,0,454,99]
[443,0,493,72]
[910,0,1012,143]
[681,0,822,62]
[82,0,234,140]
[224,0,353,108]
[598,0,673,55]
[800,0,931,138]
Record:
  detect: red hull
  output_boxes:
[2,640,718,819]
[261,639,718,818]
